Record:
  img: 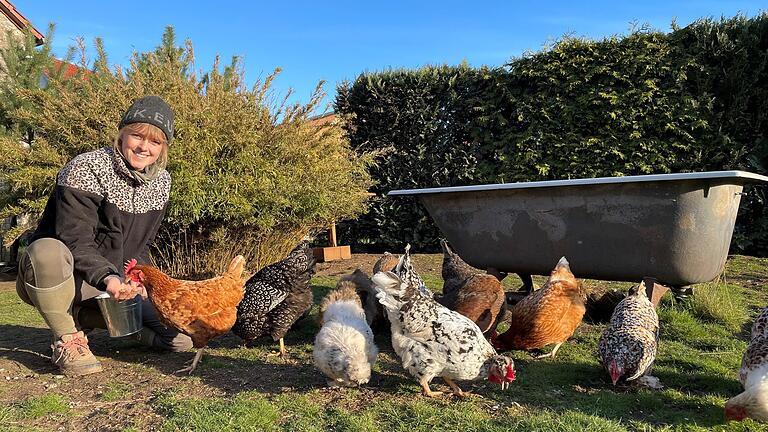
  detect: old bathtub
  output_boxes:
[389,171,768,288]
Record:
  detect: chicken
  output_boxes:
[373,252,399,274]
[338,268,386,331]
[394,244,431,298]
[232,240,317,357]
[597,281,660,387]
[440,239,483,295]
[725,306,768,422]
[493,257,585,358]
[123,255,246,374]
[351,247,431,332]
[438,239,507,337]
[371,265,516,397]
[313,280,378,387]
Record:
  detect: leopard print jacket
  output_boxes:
[32,147,170,289]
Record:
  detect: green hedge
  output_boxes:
[336,14,768,255]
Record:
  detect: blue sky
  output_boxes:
[12,1,767,114]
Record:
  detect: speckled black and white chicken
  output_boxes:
[437,239,507,338]
[371,251,516,397]
[232,240,317,357]
[725,306,768,422]
[394,244,432,299]
[597,280,660,387]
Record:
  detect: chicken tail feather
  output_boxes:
[372,271,403,296]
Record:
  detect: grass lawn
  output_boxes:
[0,254,766,431]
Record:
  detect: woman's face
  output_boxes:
[120,127,164,171]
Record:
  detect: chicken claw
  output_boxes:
[420,380,444,398]
[443,377,475,398]
[175,349,204,375]
[534,342,563,359]
[266,338,287,359]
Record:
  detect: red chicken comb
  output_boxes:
[506,365,516,382]
[124,258,138,274]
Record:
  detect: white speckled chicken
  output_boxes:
[597,280,659,387]
[725,306,768,422]
[232,241,317,357]
[438,239,507,337]
[395,244,432,298]
[371,261,516,397]
[314,280,378,387]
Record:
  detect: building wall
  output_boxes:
[0,13,24,81]
[0,13,27,263]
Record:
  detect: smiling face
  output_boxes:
[118,123,167,171]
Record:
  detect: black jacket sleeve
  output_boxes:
[54,185,119,289]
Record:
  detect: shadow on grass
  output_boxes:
[0,323,732,428]
[0,324,56,374]
[480,357,729,428]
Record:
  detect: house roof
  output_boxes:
[307,112,337,126]
[0,0,44,46]
[50,58,89,80]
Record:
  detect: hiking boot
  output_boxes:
[50,331,102,376]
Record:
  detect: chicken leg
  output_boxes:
[175,348,204,374]
[443,377,473,398]
[267,338,287,358]
[534,342,563,359]
[419,378,443,398]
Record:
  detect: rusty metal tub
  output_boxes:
[389,171,768,287]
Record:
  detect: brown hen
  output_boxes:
[493,257,585,358]
[124,256,246,374]
[438,240,506,337]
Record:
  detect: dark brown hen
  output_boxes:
[438,239,507,337]
[232,241,317,357]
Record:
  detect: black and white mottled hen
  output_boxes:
[371,260,516,397]
[395,244,432,299]
[598,280,659,387]
[725,306,768,422]
[232,240,317,357]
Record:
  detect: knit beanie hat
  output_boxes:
[118,95,175,143]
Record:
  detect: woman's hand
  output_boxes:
[104,275,147,301]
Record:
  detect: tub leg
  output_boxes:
[487,267,508,281]
[670,285,694,301]
[518,273,534,293]
[642,277,670,308]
